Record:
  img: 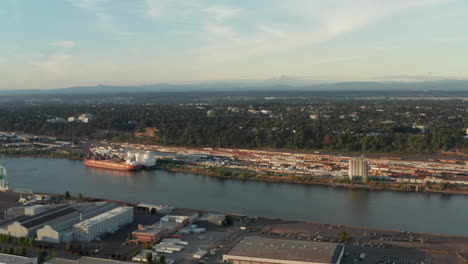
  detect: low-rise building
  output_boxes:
[6,205,78,238]
[223,236,344,264]
[132,220,184,243]
[37,202,118,243]
[45,256,133,264]
[136,203,174,215]
[0,253,37,264]
[131,209,197,243]
[25,204,57,216]
[412,125,429,134]
[194,250,208,259]
[73,206,133,242]
[196,213,225,228]
[79,114,94,123]
[46,117,67,123]
[166,209,199,223]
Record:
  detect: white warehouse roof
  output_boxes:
[74,207,132,229]
[0,253,37,264]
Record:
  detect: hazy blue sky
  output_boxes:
[1,0,467,89]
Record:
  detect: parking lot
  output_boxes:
[162,230,228,264]
[341,245,432,264]
[0,191,20,214]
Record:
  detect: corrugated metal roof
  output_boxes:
[74,207,132,228]
[45,256,133,264]
[225,236,343,264]
[0,215,30,228]
[0,253,37,264]
[19,205,77,228]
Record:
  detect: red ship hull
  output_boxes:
[84,158,143,171]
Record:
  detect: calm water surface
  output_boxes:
[5,157,468,236]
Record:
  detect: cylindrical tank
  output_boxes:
[143,151,156,166]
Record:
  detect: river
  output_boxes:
[4,156,468,236]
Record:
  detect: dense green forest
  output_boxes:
[0,98,466,154]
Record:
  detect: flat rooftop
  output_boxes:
[74,207,132,228]
[19,205,77,228]
[170,208,198,217]
[133,220,180,235]
[225,236,343,264]
[198,213,225,222]
[45,256,133,264]
[0,253,37,264]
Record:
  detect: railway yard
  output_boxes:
[120,143,468,187]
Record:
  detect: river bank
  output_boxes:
[157,163,468,196]
[5,156,468,236]
[3,150,467,196]
[1,149,84,160]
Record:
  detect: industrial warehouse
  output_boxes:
[0,189,467,263]
[36,202,118,243]
[73,206,133,242]
[0,252,38,264]
[44,256,134,264]
[131,210,200,243]
[223,236,345,264]
[0,201,133,243]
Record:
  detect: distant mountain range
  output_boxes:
[0,79,466,96]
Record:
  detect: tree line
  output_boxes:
[0,100,466,154]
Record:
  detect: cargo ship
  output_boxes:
[84,158,143,171]
[84,146,156,171]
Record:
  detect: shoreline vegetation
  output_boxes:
[155,160,468,195]
[0,149,84,160]
[2,149,467,196]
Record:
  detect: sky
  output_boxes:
[0,0,467,90]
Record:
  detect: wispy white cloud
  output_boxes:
[145,0,198,19]
[50,41,76,48]
[34,54,73,77]
[69,0,134,39]
[435,36,468,43]
[118,31,136,40]
[4,0,463,89]
[14,52,44,61]
[69,0,107,11]
[201,6,242,42]
[375,45,401,51]
[257,25,285,38]
[313,56,358,64]
[145,0,168,19]
[203,6,241,21]
[130,48,141,57]
[141,0,454,64]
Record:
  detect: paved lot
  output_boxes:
[163,230,228,264]
[243,217,468,264]
[0,191,21,215]
[91,209,161,259]
[342,246,430,264]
